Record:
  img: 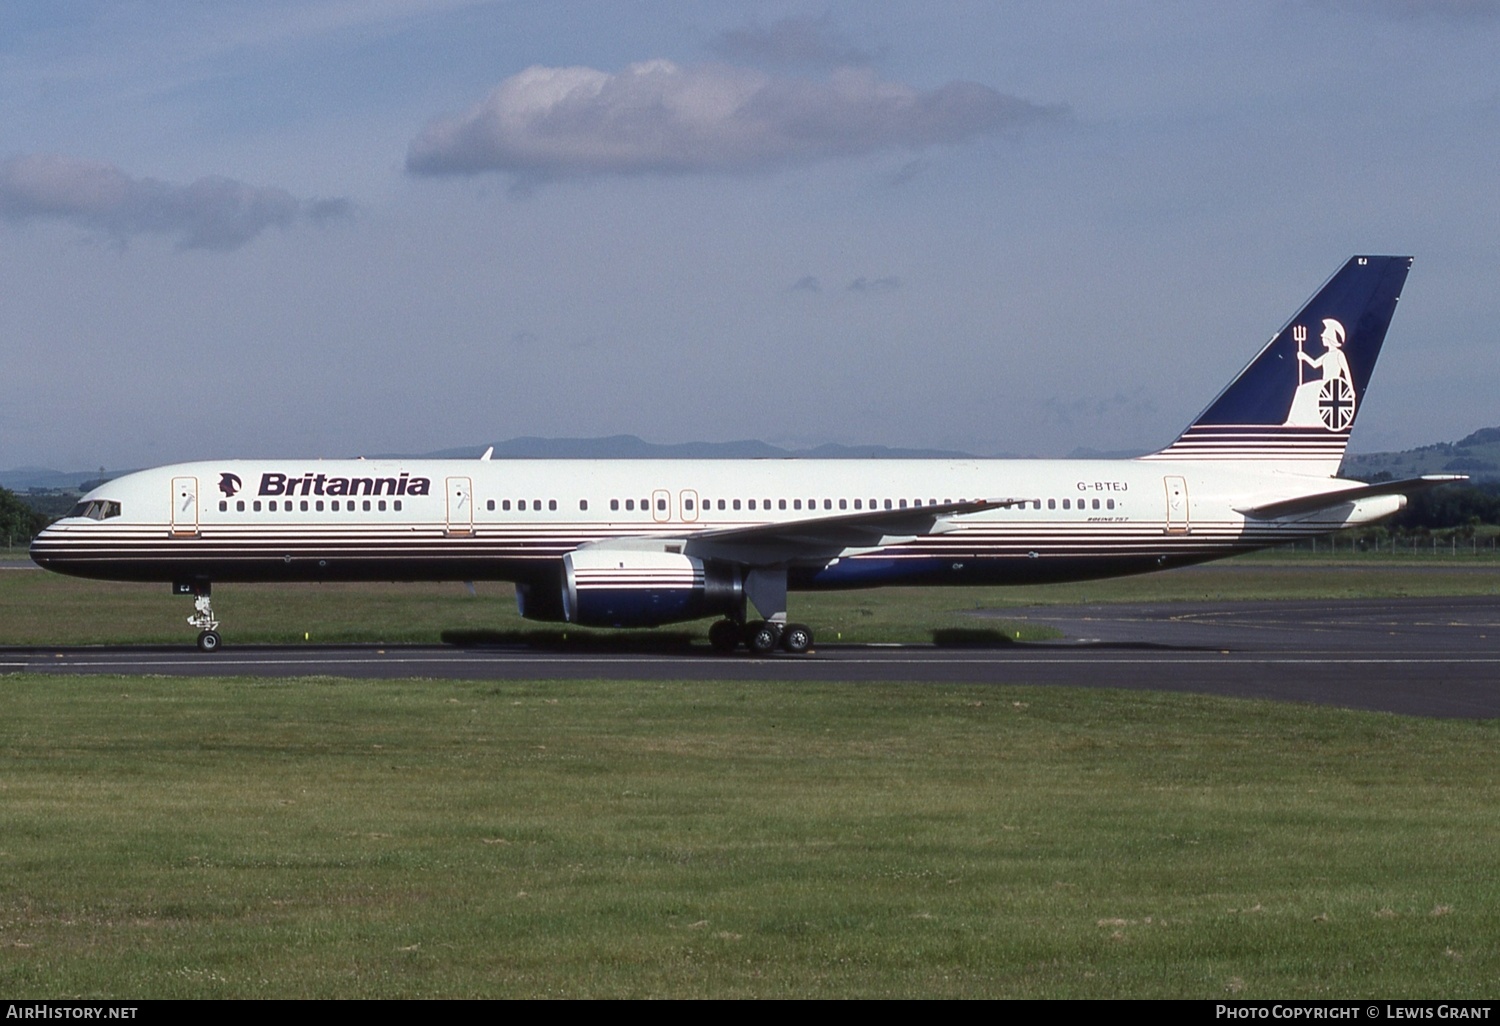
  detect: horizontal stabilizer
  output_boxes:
[1236,475,1467,520]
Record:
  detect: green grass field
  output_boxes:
[3,554,1498,997]
[2,549,1497,649]
[2,676,1497,998]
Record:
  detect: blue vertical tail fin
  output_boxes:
[1144,255,1412,473]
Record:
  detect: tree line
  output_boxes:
[1363,475,1500,531]
[1,486,53,547]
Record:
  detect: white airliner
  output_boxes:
[31,256,1459,653]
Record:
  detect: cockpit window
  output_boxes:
[69,500,122,521]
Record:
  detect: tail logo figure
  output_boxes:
[1286,318,1354,431]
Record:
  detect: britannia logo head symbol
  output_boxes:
[1321,318,1345,350]
[218,472,242,497]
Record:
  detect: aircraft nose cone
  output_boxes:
[29,526,59,568]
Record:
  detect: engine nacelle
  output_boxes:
[553,548,743,628]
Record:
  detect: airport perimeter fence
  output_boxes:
[1282,530,1500,556]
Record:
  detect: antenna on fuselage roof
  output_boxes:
[480,446,494,461]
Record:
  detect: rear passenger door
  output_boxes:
[446,476,473,535]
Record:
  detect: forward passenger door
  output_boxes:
[171,476,199,537]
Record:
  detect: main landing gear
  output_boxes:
[177,581,222,652]
[706,566,813,656]
[708,618,815,656]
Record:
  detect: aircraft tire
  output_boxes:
[745,621,780,656]
[197,630,222,653]
[708,619,741,653]
[781,623,813,654]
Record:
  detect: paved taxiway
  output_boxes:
[3,596,1497,719]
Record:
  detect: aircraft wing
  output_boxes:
[1236,474,1467,520]
[681,498,1025,565]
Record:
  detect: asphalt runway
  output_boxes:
[3,595,1499,718]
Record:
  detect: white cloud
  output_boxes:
[0,154,350,251]
[406,60,1066,181]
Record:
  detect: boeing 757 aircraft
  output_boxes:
[31,256,1459,653]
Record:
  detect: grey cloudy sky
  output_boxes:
[2,1,1497,470]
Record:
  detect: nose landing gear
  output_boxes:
[176,581,222,652]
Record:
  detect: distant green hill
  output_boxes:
[8,427,1499,499]
[1342,427,1500,482]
